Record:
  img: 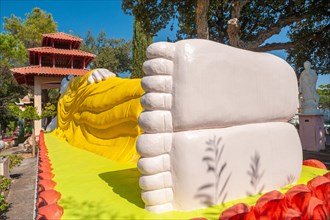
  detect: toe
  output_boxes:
[139,172,172,191]
[139,111,173,133]
[138,154,170,175]
[146,42,175,60]
[141,75,172,93]
[141,93,172,111]
[136,133,172,157]
[142,188,173,206]
[143,58,173,76]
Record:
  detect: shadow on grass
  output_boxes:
[99,168,144,209]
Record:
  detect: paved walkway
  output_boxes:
[303,146,330,169]
[5,154,37,219]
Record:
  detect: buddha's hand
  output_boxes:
[87,68,116,84]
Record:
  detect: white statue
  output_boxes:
[137,40,302,212]
[299,61,320,114]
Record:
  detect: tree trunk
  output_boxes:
[196,0,209,39]
[227,18,240,47]
[227,0,249,48]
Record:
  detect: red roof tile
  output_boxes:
[11,66,91,85]
[42,32,82,42]
[11,66,90,76]
[28,47,96,57]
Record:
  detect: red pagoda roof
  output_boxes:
[42,32,82,42]
[28,47,96,57]
[11,66,90,85]
[42,32,83,49]
[10,32,95,86]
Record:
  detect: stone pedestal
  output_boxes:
[0,156,10,179]
[299,114,326,151]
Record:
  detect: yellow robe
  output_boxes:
[54,72,144,162]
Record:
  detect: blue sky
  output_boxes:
[0,0,175,41]
[1,0,328,86]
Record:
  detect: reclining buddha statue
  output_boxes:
[54,69,144,162]
[54,39,302,213]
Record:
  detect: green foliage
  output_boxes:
[0,175,11,212]
[0,154,24,171]
[122,0,175,36]
[287,2,329,75]
[8,104,40,121]
[0,34,28,130]
[47,89,60,104]
[122,0,329,74]
[80,31,132,74]
[21,106,40,121]
[0,194,9,213]
[7,103,38,139]
[4,7,57,48]
[4,121,16,137]
[0,176,11,193]
[41,102,57,118]
[131,19,153,78]
[1,7,56,131]
[0,33,27,67]
[317,84,330,109]
[8,103,21,119]
[7,121,16,134]
[24,122,33,136]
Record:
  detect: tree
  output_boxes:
[41,102,57,119]
[317,84,330,109]
[8,103,40,121]
[286,3,329,75]
[122,0,175,37]
[4,7,57,48]
[8,103,40,140]
[122,0,329,74]
[1,8,57,130]
[80,31,132,74]
[0,33,28,130]
[80,30,96,54]
[0,33,27,68]
[131,19,153,78]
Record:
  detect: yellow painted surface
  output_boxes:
[45,134,328,220]
[53,73,144,162]
[50,72,328,219]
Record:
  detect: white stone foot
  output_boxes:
[137,39,302,212]
[137,43,175,212]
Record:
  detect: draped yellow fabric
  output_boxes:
[53,72,144,162]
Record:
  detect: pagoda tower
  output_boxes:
[11,32,96,133]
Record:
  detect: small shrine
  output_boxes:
[11,32,96,133]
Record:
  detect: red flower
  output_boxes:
[219,203,256,220]
[254,190,285,220]
[285,184,311,215]
[324,172,330,180]
[303,159,327,170]
[307,176,330,217]
[305,197,328,220]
